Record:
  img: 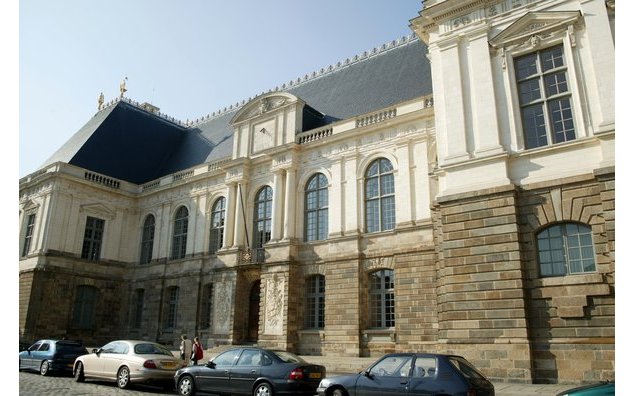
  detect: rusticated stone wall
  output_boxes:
[518,170,615,384]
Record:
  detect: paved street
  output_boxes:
[19,370,582,396]
[19,371,175,395]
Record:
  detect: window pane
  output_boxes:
[515,53,538,80]
[519,79,542,105]
[544,72,568,97]
[541,46,564,71]
[549,98,576,143]
[522,105,548,149]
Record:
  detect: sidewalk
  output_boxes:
[493,382,575,396]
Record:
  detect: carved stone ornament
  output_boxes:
[489,11,583,49]
[230,92,298,125]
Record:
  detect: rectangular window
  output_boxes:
[305,276,325,329]
[22,214,36,257]
[81,216,105,260]
[164,287,179,329]
[515,45,575,149]
[132,289,144,329]
[73,286,97,329]
[200,284,214,329]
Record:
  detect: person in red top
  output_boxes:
[191,337,204,365]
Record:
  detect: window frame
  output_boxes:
[171,207,189,260]
[369,269,395,329]
[81,216,105,261]
[536,222,597,278]
[131,288,144,329]
[514,44,576,149]
[200,283,214,329]
[364,158,396,233]
[304,275,325,329]
[304,173,329,242]
[209,197,226,255]
[140,214,155,264]
[253,186,273,261]
[21,213,36,257]
[72,285,98,330]
[164,286,179,330]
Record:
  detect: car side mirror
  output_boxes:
[92,348,101,354]
[362,370,373,379]
[206,361,216,369]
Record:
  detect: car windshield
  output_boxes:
[448,356,487,380]
[272,351,306,363]
[134,343,174,356]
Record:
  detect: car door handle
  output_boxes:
[251,370,256,373]
[400,379,409,385]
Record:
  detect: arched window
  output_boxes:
[209,197,226,255]
[305,275,325,329]
[253,186,272,261]
[305,173,329,241]
[537,222,596,277]
[369,269,395,328]
[164,286,179,329]
[365,158,395,233]
[171,207,188,260]
[140,215,155,264]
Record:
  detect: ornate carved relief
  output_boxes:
[264,274,285,335]
[214,281,233,333]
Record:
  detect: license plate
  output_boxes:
[309,373,322,379]
[161,361,177,369]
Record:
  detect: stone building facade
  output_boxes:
[19,0,615,384]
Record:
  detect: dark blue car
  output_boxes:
[19,339,87,376]
[174,347,326,396]
[317,353,495,396]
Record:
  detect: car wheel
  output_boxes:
[178,375,195,396]
[74,362,85,382]
[253,382,273,396]
[331,388,348,396]
[117,366,131,389]
[40,361,50,376]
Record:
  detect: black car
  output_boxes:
[19,339,87,376]
[174,347,326,396]
[317,353,495,396]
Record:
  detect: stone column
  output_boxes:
[283,168,296,240]
[271,170,284,241]
[223,184,236,248]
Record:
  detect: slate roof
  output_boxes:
[40,35,432,184]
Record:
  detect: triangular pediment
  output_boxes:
[230,92,300,125]
[490,11,582,48]
[80,203,116,219]
[21,199,39,213]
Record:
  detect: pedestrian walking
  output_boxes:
[191,336,204,365]
[179,335,193,366]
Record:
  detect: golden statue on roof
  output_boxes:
[119,77,128,98]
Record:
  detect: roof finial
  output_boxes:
[97,92,104,110]
[119,76,128,98]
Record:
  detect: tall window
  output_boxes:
[253,186,273,260]
[365,158,395,233]
[171,207,188,260]
[72,285,98,329]
[369,269,395,328]
[200,283,214,329]
[164,286,179,329]
[209,197,226,254]
[81,216,105,260]
[305,174,329,241]
[132,289,144,329]
[140,215,155,264]
[22,213,36,257]
[537,223,596,277]
[305,275,325,329]
[515,44,576,149]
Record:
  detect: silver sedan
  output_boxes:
[73,340,184,390]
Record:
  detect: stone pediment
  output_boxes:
[21,199,39,214]
[490,11,582,48]
[80,203,116,219]
[230,92,299,125]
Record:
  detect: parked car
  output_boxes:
[174,346,326,396]
[556,381,615,395]
[317,353,495,396]
[19,339,87,376]
[73,340,183,389]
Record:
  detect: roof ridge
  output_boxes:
[97,97,188,127]
[192,33,419,127]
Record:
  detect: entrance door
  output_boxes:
[247,281,260,342]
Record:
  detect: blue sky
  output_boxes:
[18,0,423,177]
